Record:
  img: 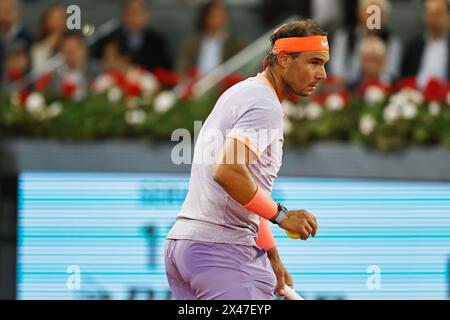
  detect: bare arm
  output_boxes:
[211,137,258,205]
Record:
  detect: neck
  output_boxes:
[261,67,288,102]
[429,29,448,40]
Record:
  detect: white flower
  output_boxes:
[140,73,159,96]
[390,92,408,106]
[25,92,46,114]
[10,91,20,106]
[154,91,177,114]
[400,102,418,120]
[125,109,146,125]
[92,74,114,93]
[404,89,423,105]
[383,104,401,124]
[359,114,376,136]
[305,102,323,120]
[293,106,305,120]
[428,102,441,117]
[126,97,140,109]
[282,100,297,117]
[325,93,345,111]
[283,118,293,135]
[107,86,123,103]
[47,102,63,118]
[364,85,386,105]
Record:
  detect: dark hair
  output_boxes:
[196,0,226,32]
[37,4,65,42]
[123,0,149,13]
[60,30,86,47]
[266,19,328,66]
[103,39,132,59]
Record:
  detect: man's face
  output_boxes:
[423,0,449,37]
[281,51,329,97]
[0,0,19,33]
[123,1,148,32]
[60,37,87,69]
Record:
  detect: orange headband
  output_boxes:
[273,36,329,53]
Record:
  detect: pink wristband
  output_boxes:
[256,219,276,251]
[243,186,278,220]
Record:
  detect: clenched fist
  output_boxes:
[279,210,318,240]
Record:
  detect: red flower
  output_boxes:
[221,74,245,93]
[186,67,199,80]
[61,80,77,98]
[357,78,391,96]
[153,68,180,86]
[395,77,417,91]
[338,90,350,105]
[311,92,327,105]
[108,70,127,88]
[423,77,446,102]
[124,82,142,97]
[18,89,29,105]
[35,72,53,92]
[6,68,24,82]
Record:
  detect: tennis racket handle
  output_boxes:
[283,284,304,300]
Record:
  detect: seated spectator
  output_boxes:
[0,40,4,81]
[0,0,33,51]
[37,31,101,101]
[176,0,245,77]
[329,0,402,86]
[351,36,392,94]
[401,0,449,88]
[2,41,29,85]
[91,40,159,97]
[91,0,172,72]
[31,4,66,72]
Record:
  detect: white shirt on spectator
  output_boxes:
[417,33,448,88]
[329,27,402,84]
[197,33,226,76]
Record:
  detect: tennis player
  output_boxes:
[165,19,329,300]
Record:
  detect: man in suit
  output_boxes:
[0,0,33,50]
[92,0,172,72]
[0,0,33,80]
[401,0,449,87]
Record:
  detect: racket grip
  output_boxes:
[283,284,304,300]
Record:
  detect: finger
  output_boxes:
[285,271,294,289]
[307,218,318,237]
[304,223,313,235]
[299,227,309,240]
[274,271,286,296]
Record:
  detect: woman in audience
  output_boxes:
[176,0,245,78]
[30,4,66,72]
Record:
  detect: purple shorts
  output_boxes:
[164,239,277,300]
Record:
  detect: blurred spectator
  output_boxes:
[92,0,172,72]
[31,4,66,72]
[260,0,357,31]
[176,0,245,77]
[2,41,29,85]
[351,36,392,94]
[91,40,159,97]
[0,0,33,50]
[0,40,4,80]
[328,0,402,86]
[38,31,101,101]
[401,0,449,88]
